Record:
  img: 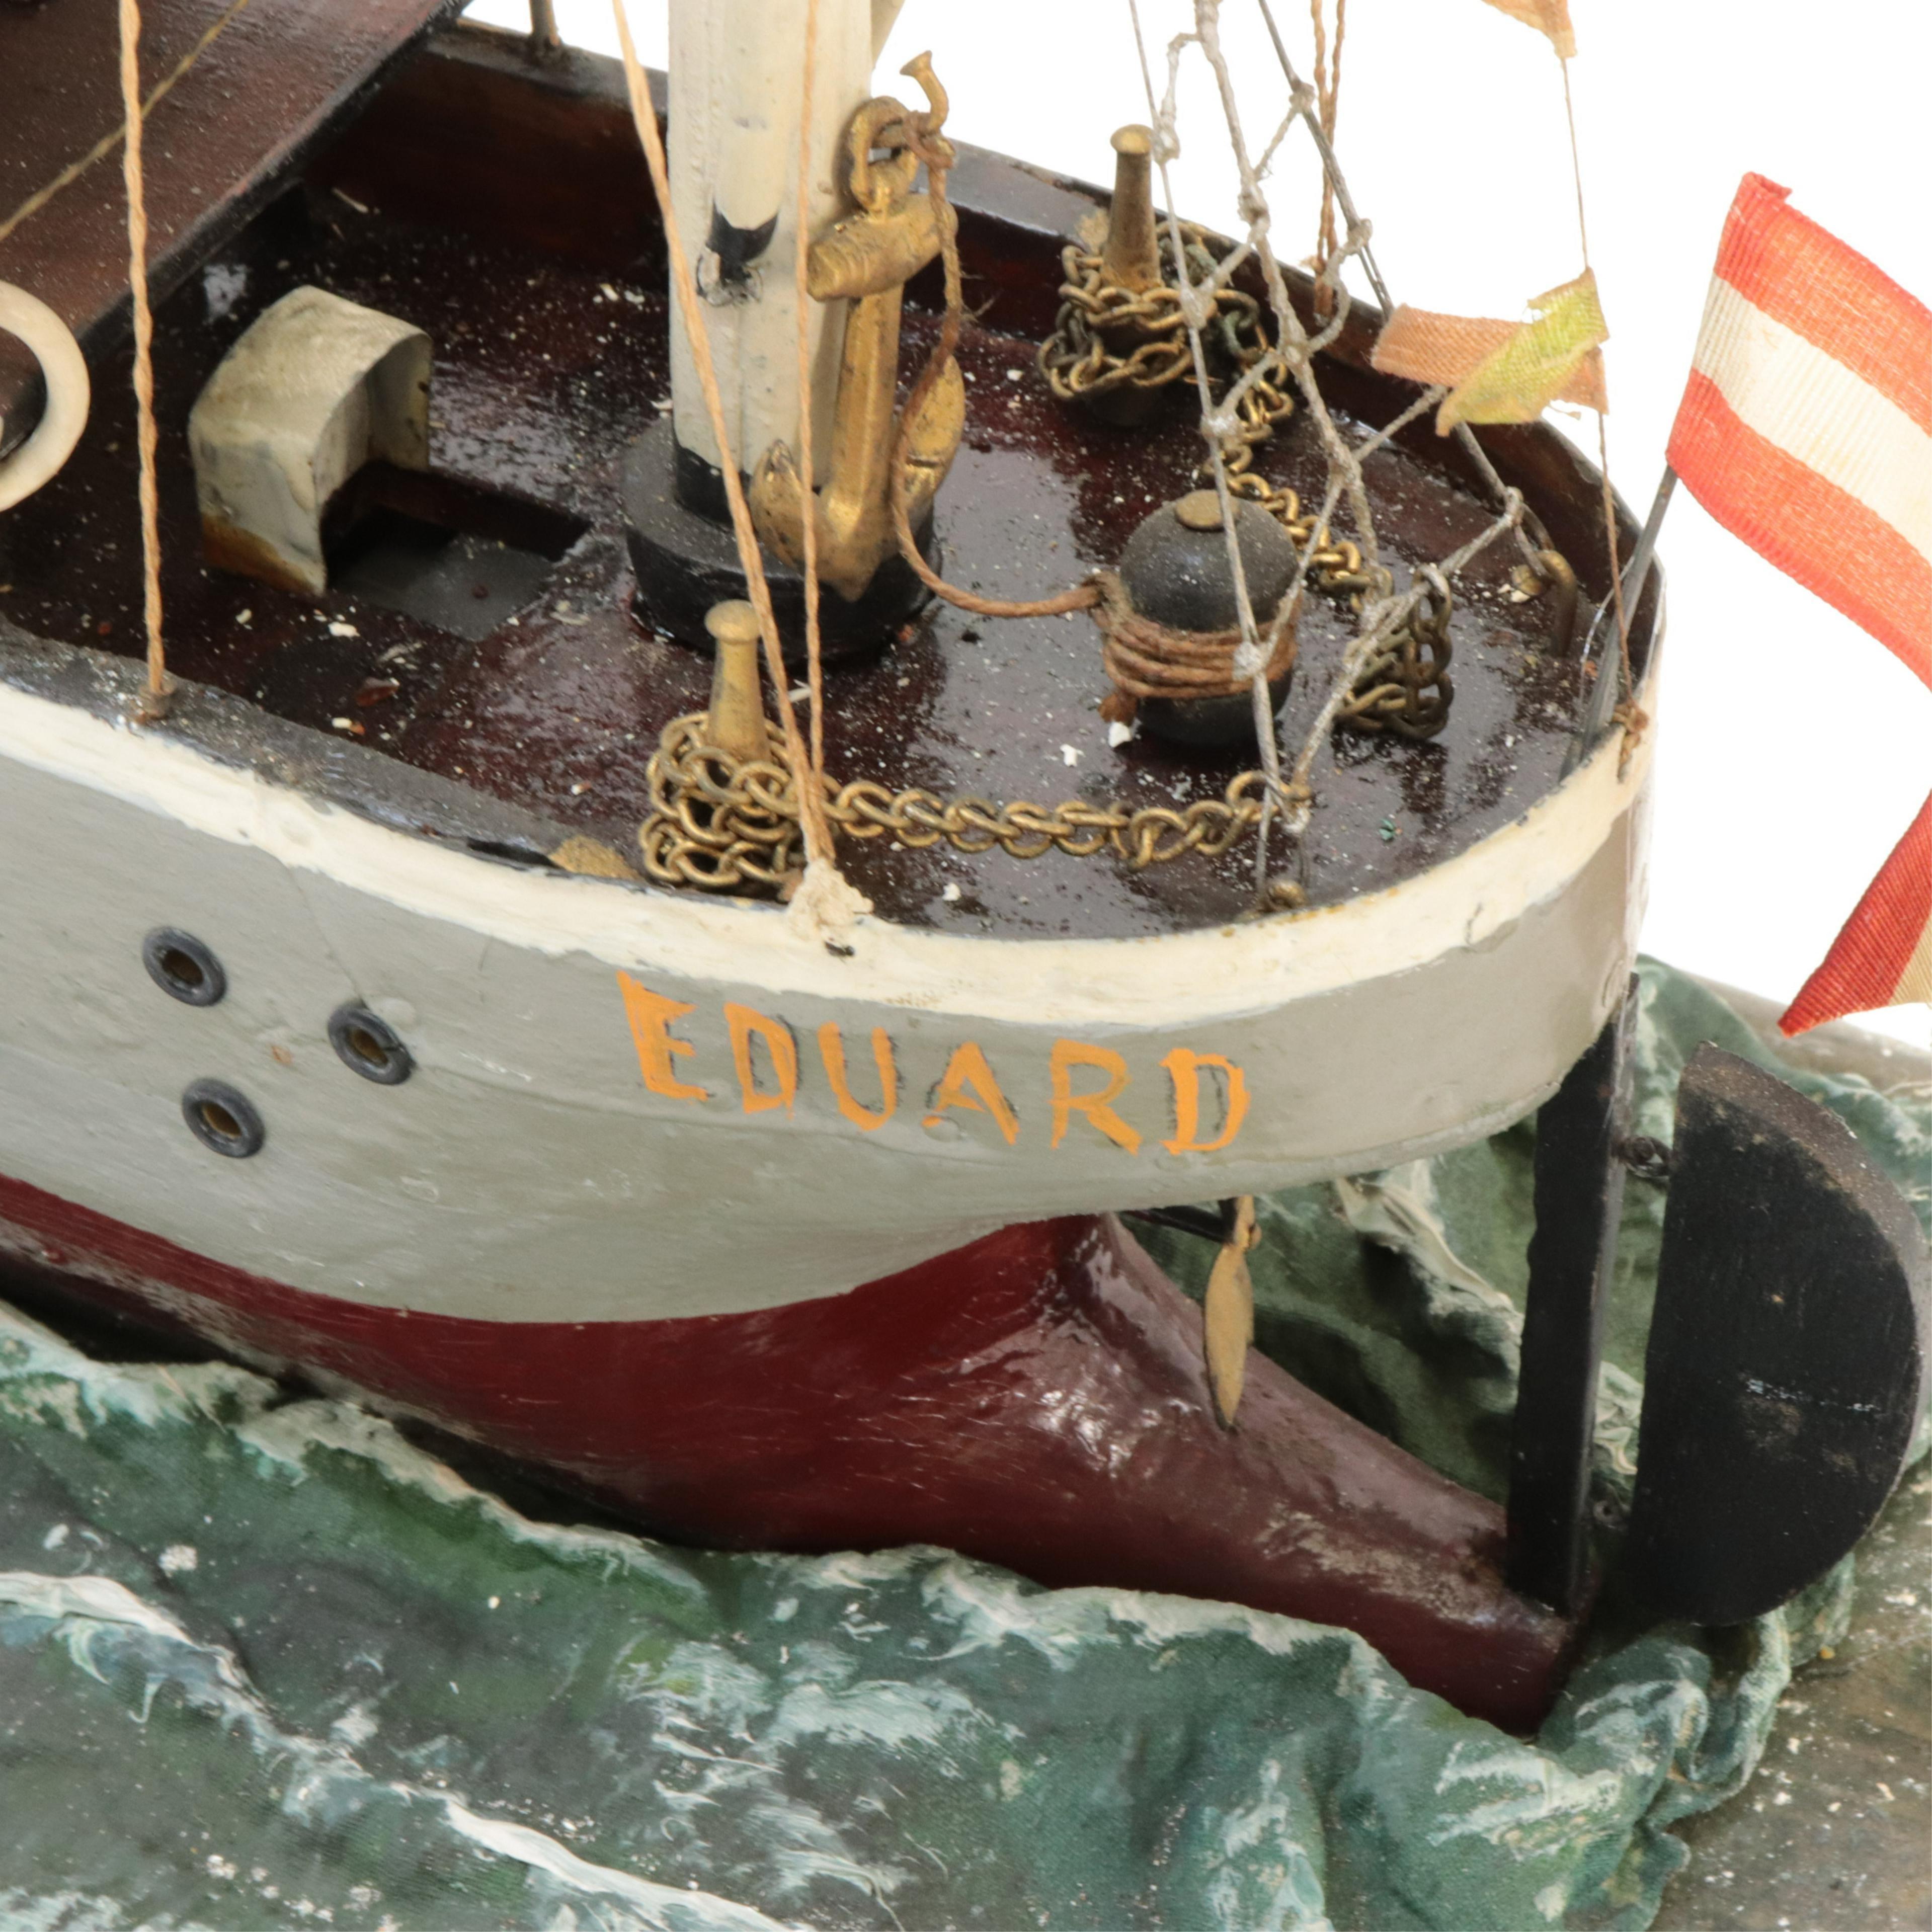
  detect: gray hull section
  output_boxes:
[0,669,1650,1323]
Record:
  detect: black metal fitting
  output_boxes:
[1617,1135,1674,1183]
[143,929,226,1007]
[329,1004,413,1086]
[1124,1202,1228,1243]
[181,1080,265,1158]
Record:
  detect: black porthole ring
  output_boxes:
[143,928,226,1006]
[181,1080,265,1158]
[329,1004,413,1086]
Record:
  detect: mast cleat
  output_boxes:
[1103,489,1299,748]
[1100,125,1163,294]
[1081,124,1169,427]
[698,598,771,765]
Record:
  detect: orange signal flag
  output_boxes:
[1373,305,1606,415]
[1419,271,1608,435]
[1479,0,1576,58]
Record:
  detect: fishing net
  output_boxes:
[1121,0,1553,879]
[3,956,1924,1932]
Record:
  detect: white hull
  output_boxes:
[0,655,1651,1324]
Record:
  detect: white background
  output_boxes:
[469,0,1931,1046]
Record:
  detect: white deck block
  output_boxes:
[189,286,430,595]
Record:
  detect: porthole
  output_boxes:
[143,928,226,1006]
[181,1079,265,1158]
[328,1004,413,1085]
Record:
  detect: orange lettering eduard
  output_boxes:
[818,1022,899,1131]
[1161,1048,1250,1154]
[726,1003,798,1115]
[617,973,709,1102]
[923,1040,1020,1145]
[1049,1039,1141,1153]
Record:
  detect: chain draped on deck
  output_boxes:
[637,3,1540,899]
[637,713,1296,897]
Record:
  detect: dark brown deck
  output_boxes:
[0,24,1656,939]
[0,0,462,424]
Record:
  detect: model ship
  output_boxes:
[1,0,1923,1737]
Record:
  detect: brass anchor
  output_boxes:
[750,56,965,604]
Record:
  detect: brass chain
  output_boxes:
[1335,567,1456,741]
[638,718,808,893]
[641,220,1458,896]
[1225,472,1374,597]
[1038,227,1294,473]
[1038,230,1378,607]
[1225,476,1457,742]
[637,713,1292,892]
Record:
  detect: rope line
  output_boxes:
[610,0,836,871]
[1307,0,1347,308]
[890,123,1102,621]
[117,0,170,723]
[1254,0,1545,578]
[1127,1,1281,878]
[1093,571,1297,725]
[791,0,827,780]
[1124,2,1532,869]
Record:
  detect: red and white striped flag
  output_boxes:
[1668,175,1930,1032]
[1781,790,1932,1036]
[1668,174,1931,688]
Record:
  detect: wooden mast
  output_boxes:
[665,0,904,502]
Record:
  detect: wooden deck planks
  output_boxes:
[0,0,462,431]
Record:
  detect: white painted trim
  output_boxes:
[0,283,91,511]
[0,672,1651,1030]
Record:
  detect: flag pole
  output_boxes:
[1566,465,1677,768]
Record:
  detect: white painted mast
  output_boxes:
[666,0,905,494]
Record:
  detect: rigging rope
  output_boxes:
[890,121,1102,621]
[116,0,170,723]
[1122,0,1532,869]
[790,0,827,780]
[1129,0,1320,879]
[1307,0,1347,311]
[1254,0,1547,581]
[610,0,841,883]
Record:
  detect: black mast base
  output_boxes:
[620,418,938,664]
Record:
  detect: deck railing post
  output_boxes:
[528,0,564,61]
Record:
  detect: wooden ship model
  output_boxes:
[1,0,1922,1737]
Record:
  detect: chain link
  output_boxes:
[1335,566,1456,741]
[636,713,1293,892]
[641,202,1461,897]
[1038,231,1391,619]
[1038,227,1294,471]
[1226,476,1458,744]
[1225,476,1457,744]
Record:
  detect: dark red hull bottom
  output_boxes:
[0,1170,1573,1730]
